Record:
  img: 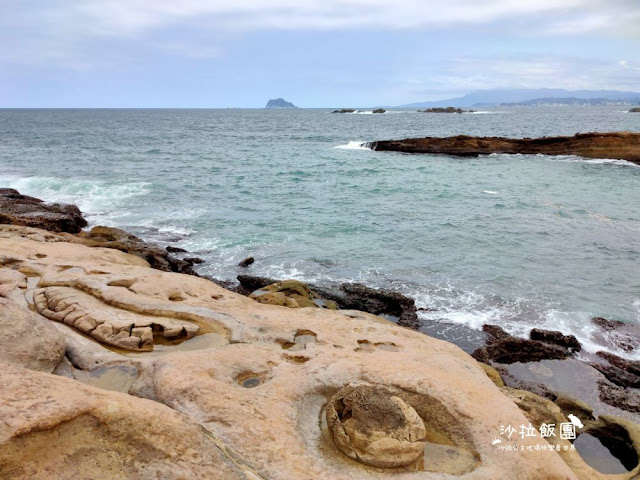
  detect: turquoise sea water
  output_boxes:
[1,107,639,357]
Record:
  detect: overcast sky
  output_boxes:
[1,0,639,107]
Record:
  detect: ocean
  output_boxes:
[1,107,639,358]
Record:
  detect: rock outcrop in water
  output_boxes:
[418,107,475,113]
[0,188,87,233]
[369,132,640,164]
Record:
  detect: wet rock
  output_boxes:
[472,337,571,364]
[369,132,640,165]
[592,317,640,353]
[332,108,356,113]
[166,246,187,253]
[372,108,385,114]
[326,384,426,468]
[237,256,255,268]
[592,352,640,388]
[474,325,577,364]
[598,381,640,413]
[494,365,557,399]
[236,274,277,294]
[239,275,416,322]
[183,256,204,264]
[74,226,199,275]
[322,282,419,328]
[530,328,582,351]
[630,108,640,113]
[0,189,88,234]
[482,324,512,341]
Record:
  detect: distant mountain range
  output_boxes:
[395,89,640,108]
[501,97,640,106]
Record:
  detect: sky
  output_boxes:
[1,0,639,107]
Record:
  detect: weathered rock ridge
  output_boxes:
[369,132,640,164]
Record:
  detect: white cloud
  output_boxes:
[5,0,638,37]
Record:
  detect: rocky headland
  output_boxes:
[368,132,640,165]
[1,192,640,479]
[418,107,475,114]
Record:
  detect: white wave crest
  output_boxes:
[0,175,151,216]
[483,190,498,195]
[334,141,371,150]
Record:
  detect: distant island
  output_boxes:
[265,98,297,109]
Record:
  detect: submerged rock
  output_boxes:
[0,188,88,234]
[369,132,640,164]
[591,317,640,353]
[237,256,255,268]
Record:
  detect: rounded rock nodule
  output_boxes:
[326,384,426,468]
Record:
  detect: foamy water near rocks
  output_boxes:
[0,223,639,479]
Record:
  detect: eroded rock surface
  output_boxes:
[0,364,250,480]
[33,286,199,351]
[369,132,640,164]
[0,290,65,373]
[326,385,427,468]
[0,224,625,480]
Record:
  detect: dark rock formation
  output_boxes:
[472,325,574,364]
[418,107,471,114]
[236,275,418,328]
[372,109,386,114]
[75,226,201,275]
[166,246,187,253]
[592,317,640,353]
[598,381,640,413]
[629,108,640,113]
[529,328,582,351]
[592,352,640,389]
[0,188,88,234]
[368,132,640,164]
[332,109,356,113]
[265,98,296,109]
[237,257,255,268]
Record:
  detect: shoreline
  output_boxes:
[1,190,640,478]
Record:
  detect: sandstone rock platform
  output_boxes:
[1,223,639,479]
